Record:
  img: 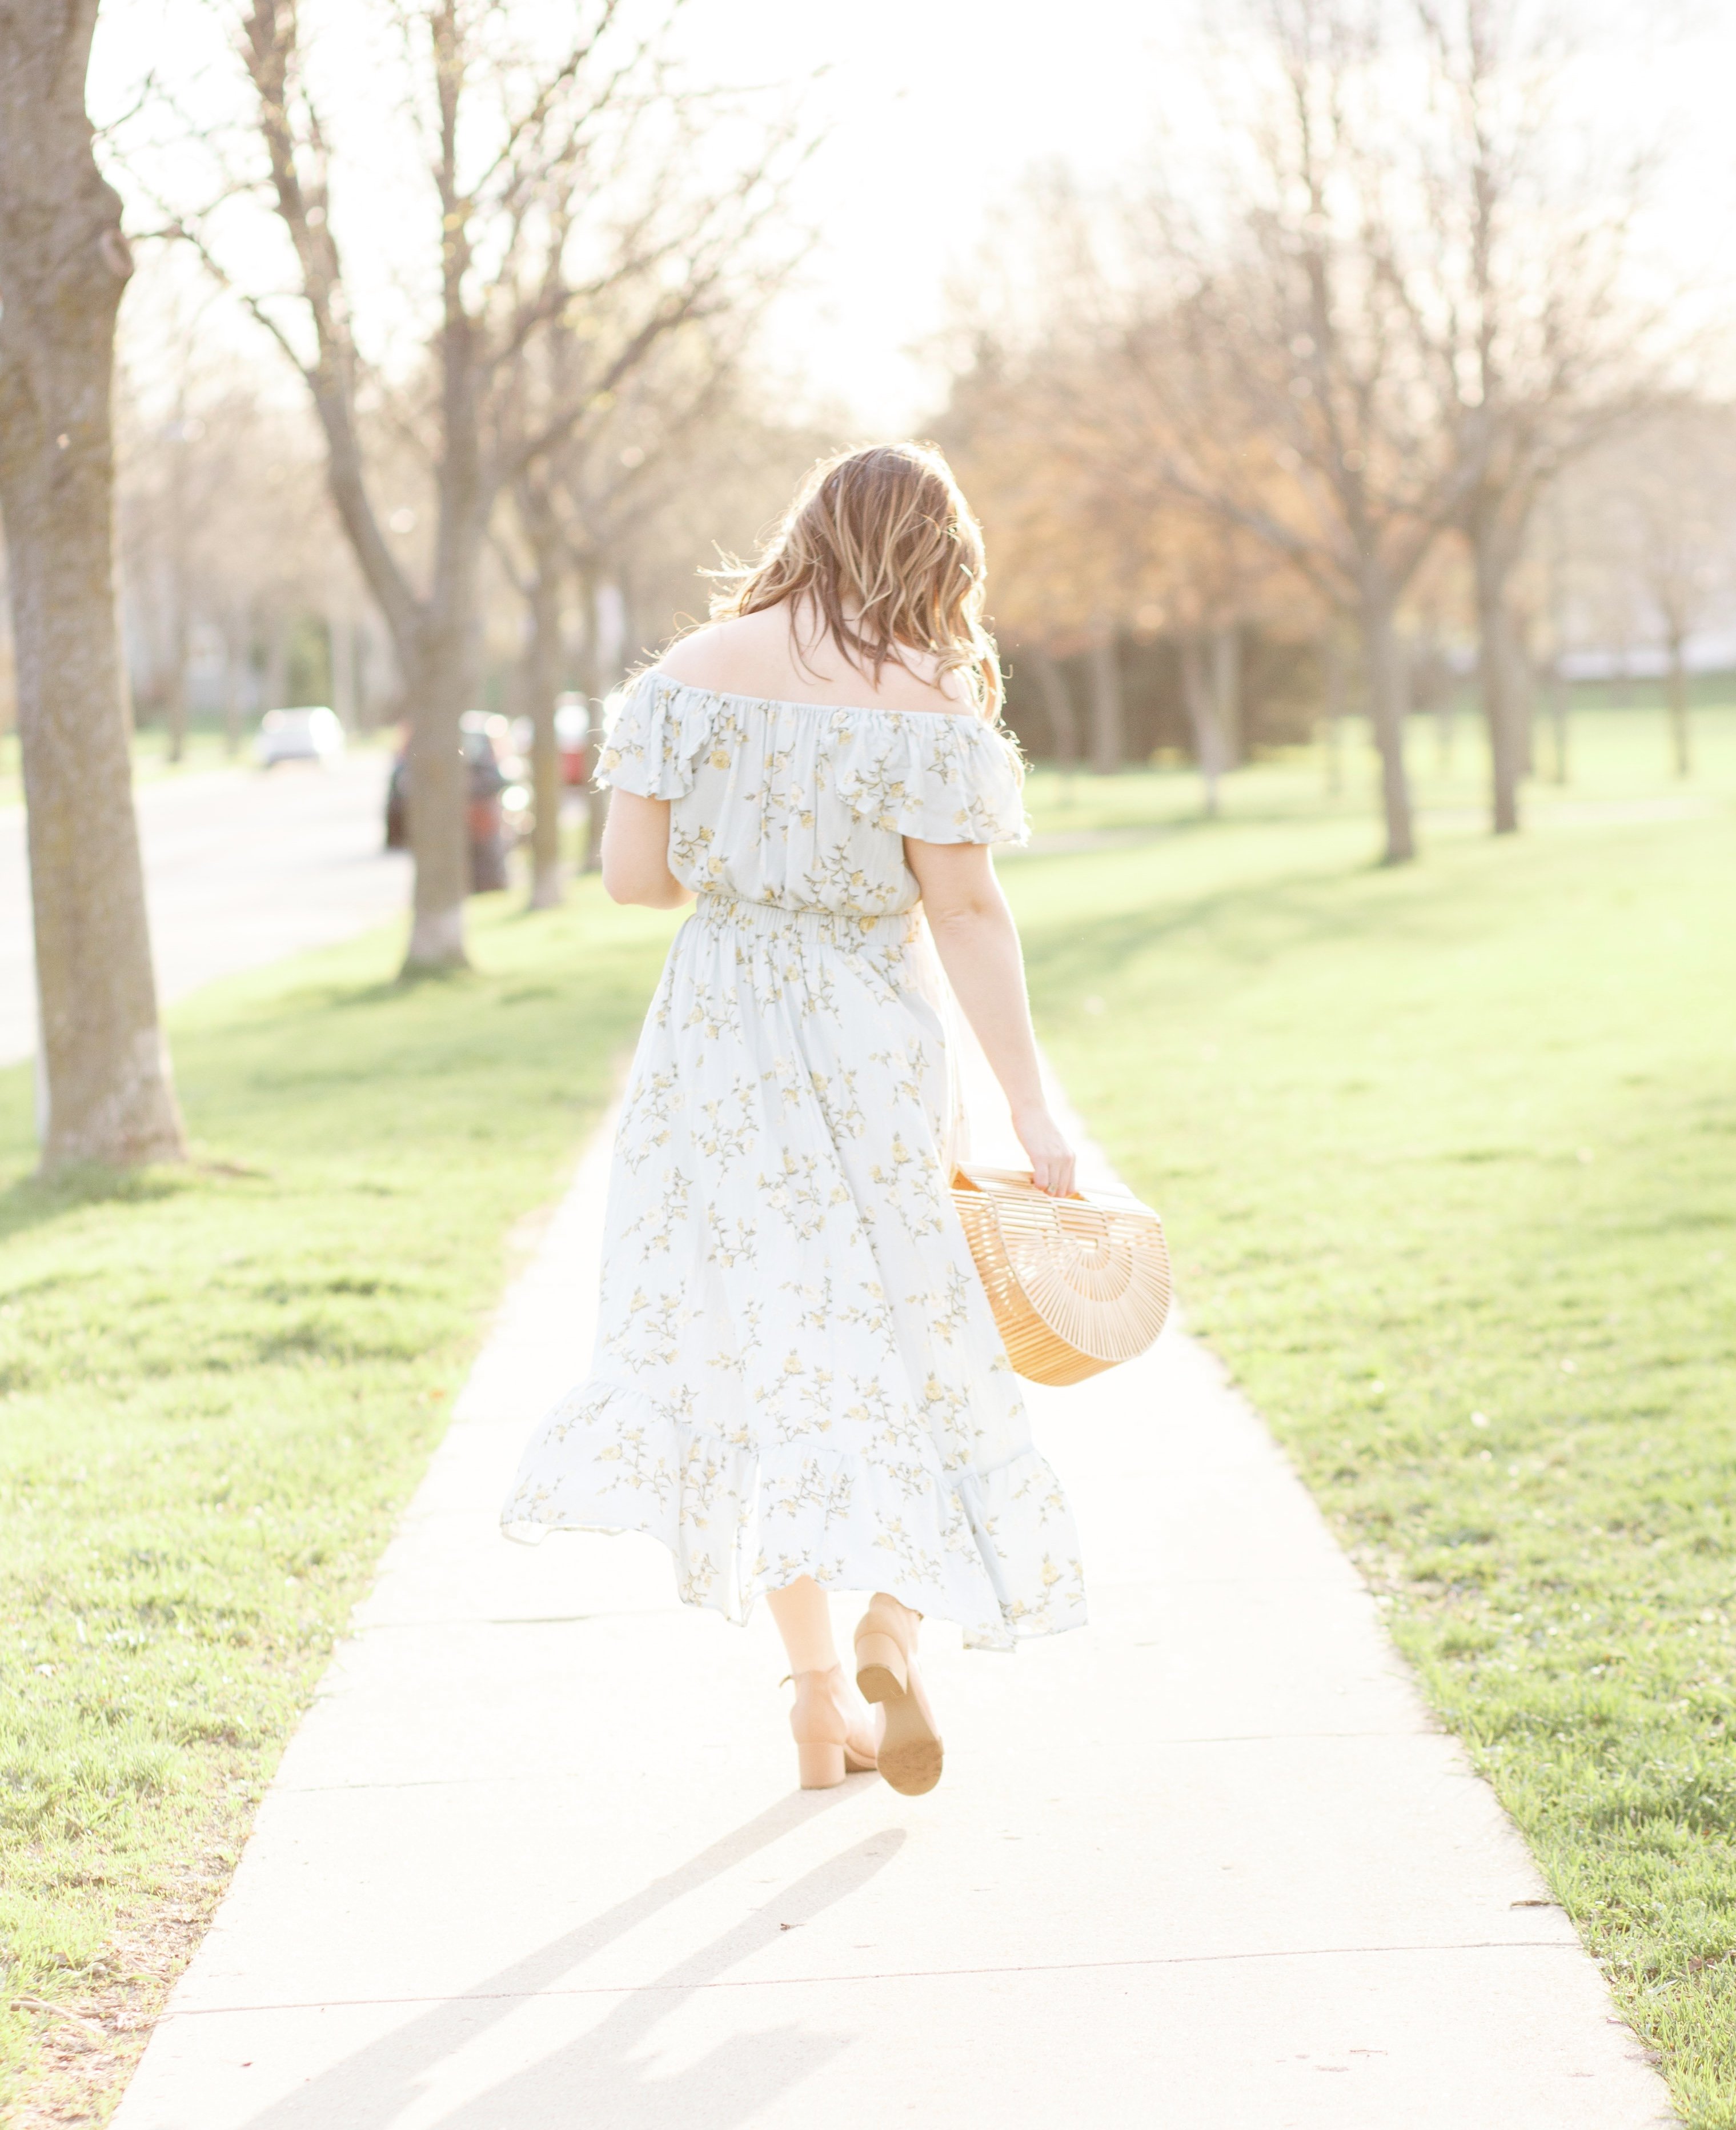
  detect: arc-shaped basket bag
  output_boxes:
[951,1164,1172,1387]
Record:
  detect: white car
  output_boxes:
[256,706,346,767]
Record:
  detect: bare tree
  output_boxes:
[498,309,765,903]
[1578,401,1736,778]
[1023,647,1079,766]
[0,1,185,1168]
[117,359,352,754]
[1414,0,1666,834]
[1109,0,1498,864]
[173,1,797,968]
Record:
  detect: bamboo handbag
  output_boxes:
[951,1164,1172,1387]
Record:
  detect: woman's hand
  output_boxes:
[1012,1102,1076,1198]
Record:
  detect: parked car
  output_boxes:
[555,695,591,786]
[507,698,591,789]
[384,714,528,893]
[256,706,344,767]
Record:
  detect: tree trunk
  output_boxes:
[523,559,564,911]
[1088,622,1122,775]
[1471,515,1522,835]
[1211,623,1241,767]
[222,616,245,756]
[401,615,474,966]
[1666,636,1691,778]
[1322,631,1345,796]
[163,420,189,763]
[1180,631,1225,817]
[1027,647,1077,766]
[263,612,288,715]
[0,0,185,1168]
[579,567,608,874]
[163,601,190,764]
[1548,663,1569,785]
[328,606,357,728]
[1358,581,1416,865]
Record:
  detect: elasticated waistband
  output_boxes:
[691,891,919,946]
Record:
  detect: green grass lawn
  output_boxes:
[1021,699,1736,840]
[1007,710,1736,2125]
[0,886,676,2119]
[2,698,1731,2120]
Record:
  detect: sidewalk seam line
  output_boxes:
[161,1939,1583,2018]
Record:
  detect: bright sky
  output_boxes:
[91,0,1736,433]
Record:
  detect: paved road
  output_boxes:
[110,1039,1675,2130]
[0,755,409,1067]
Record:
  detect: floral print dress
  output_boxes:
[500,670,1085,1651]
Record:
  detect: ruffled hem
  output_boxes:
[598,670,1028,847]
[500,1379,1085,1652]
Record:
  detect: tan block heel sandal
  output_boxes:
[855,1596,943,1796]
[787,1665,880,1789]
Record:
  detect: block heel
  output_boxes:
[853,1596,943,1797]
[796,1740,847,1788]
[854,1631,908,1703]
[787,1664,879,1789]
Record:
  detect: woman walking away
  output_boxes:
[502,442,1085,1795]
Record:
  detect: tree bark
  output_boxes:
[1180,631,1225,817]
[1088,622,1123,775]
[1470,506,1523,836]
[1027,647,1078,765]
[0,0,185,1169]
[222,616,246,756]
[400,612,474,965]
[263,613,288,716]
[1548,662,1569,784]
[163,612,190,764]
[163,416,190,762]
[328,606,357,728]
[579,566,608,874]
[1358,579,1416,865]
[1322,631,1346,796]
[1666,635,1691,778]
[1211,623,1241,767]
[523,554,565,911]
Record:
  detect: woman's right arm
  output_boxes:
[904,836,1076,1197]
[600,792,692,909]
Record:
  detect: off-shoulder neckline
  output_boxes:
[639,667,997,727]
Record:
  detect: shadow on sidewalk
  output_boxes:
[231,1779,893,2130]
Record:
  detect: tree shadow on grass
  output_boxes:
[1019,852,1451,1002]
[0,1159,217,1249]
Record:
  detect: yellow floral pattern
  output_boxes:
[500,672,1085,1651]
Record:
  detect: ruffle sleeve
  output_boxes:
[596,671,717,800]
[828,711,1028,846]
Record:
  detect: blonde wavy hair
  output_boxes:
[710,442,1003,718]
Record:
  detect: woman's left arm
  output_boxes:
[600,791,692,909]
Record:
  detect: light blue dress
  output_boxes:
[501,670,1086,1651]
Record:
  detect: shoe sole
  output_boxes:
[858,1661,943,1796]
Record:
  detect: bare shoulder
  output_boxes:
[651,612,787,692]
[865,659,979,716]
[651,605,980,716]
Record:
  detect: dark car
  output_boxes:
[384,715,528,892]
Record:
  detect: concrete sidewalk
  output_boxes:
[112,1060,1677,2130]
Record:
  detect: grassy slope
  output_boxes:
[0,886,675,2119]
[1008,711,1736,2127]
